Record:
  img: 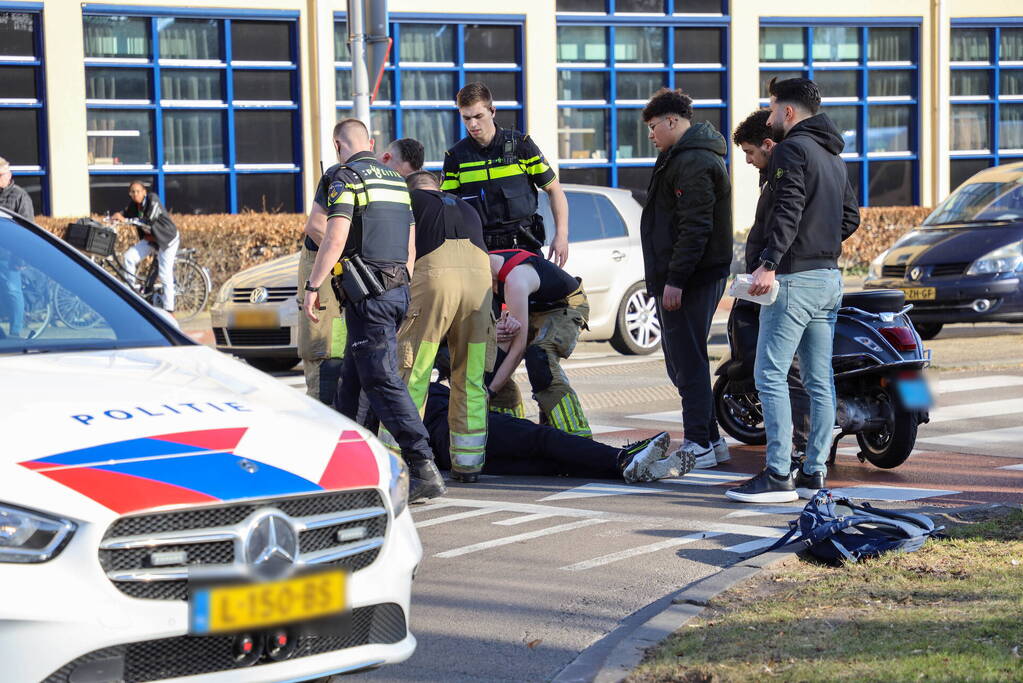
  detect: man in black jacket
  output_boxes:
[640,88,733,470]
[726,78,860,504]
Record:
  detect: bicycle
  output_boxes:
[56,218,211,326]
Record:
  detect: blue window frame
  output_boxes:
[82,6,302,215]
[759,19,921,207]
[334,14,526,170]
[949,19,1023,189]
[0,5,48,214]
[555,1,729,197]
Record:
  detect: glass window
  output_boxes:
[675,28,721,65]
[691,107,725,132]
[164,174,227,213]
[86,110,152,166]
[616,0,664,12]
[845,161,861,200]
[402,71,456,100]
[999,104,1023,151]
[466,72,518,101]
[234,70,292,101]
[676,71,722,100]
[232,21,291,62]
[868,105,910,153]
[614,27,664,63]
[616,109,656,158]
[558,108,608,159]
[404,110,457,162]
[163,111,224,165]
[83,16,150,59]
[676,0,722,11]
[812,27,859,62]
[869,28,913,62]
[86,68,150,100]
[89,174,155,214]
[0,12,35,57]
[465,25,517,63]
[556,0,606,10]
[565,192,604,242]
[615,166,652,204]
[1001,28,1023,62]
[237,174,296,213]
[760,27,805,63]
[1002,70,1023,97]
[235,111,294,164]
[868,159,912,206]
[950,158,991,190]
[868,70,912,98]
[616,72,665,100]
[558,71,607,100]
[334,22,350,61]
[815,70,859,98]
[339,108,394,145]
[595,195,627,237]
[951,70,990,97]
[952,29,991,62]
[759,70,803,98]
[825,106,858,154]
[951,104,991,151]
[161,70,223,101]
[0,65,36,99]
[559,167,609,186]
[558,26,607,63]
[0,109,39,166]
[158,19,221,61]
[495,110,520,132]
[400,24,453,63]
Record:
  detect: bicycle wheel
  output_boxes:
[18,268,53,339]
[172,258,211,321]
[53,283,103,329]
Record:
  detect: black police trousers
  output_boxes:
[334,284,435,464]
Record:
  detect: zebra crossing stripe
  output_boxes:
[415,507,508,528]
[920,425,1023,449]
[434,518,608,559]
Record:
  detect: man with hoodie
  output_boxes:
[639,88,734,470]
[726,78,859,504]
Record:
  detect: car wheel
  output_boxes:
[912,322,943,340]
[246,357,300,373]
[609,282,661,355]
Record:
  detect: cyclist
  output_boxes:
[112,180,179,312]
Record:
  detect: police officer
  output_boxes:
[304,119,445,502]
[398,170,492,483]
[441,82,570,267]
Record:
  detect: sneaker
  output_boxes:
[725,468,798,503]
[711,437,731,464]
[408,460,447,503]
[793,468,826,499]
[621,432,689,483]
[684,440,717,469]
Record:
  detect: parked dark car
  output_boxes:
[863,162,1023,339]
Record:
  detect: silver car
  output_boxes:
[210,184,661,371]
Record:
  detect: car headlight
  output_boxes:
[868,250,889,280]
[966,240,1023,275]
[0,503,76,563]
[387,453,409,518]
[215,281,233,304]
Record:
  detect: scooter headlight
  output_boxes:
[0,502,76,563]
[868,250,889,280]
[387,453,409,518]
[966,240,1023,276]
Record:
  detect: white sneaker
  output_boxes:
[711,437,731,464]
[684,440,717,469]
[622,432,676,483]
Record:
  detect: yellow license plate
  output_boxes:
[191,570,346,634]
[231,310,279,329]
[900,287,936,301]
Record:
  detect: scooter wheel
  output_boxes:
[713,376,766,445]
[855,391,919,469]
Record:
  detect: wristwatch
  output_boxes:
[760,259,778,272]
[304,280,318,293]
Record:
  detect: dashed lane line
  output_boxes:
[434,518,609,559]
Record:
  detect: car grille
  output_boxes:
[41,603,406,683]
[930,262,970,277]
[213,327,228,345]
[881,264,907,278]
[231,286,297,303]
[99,490,388,601]
[221,327,292,346]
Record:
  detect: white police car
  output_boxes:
[0,207,420,682]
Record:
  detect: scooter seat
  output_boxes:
[840,289,906,313]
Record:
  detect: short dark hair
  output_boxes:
[457,82,493,109]
[732,109,773,148]
[129,179,149,191]
[391,138,424,172]
[333,117,369,140]
[406,170,439,190]
[642,88,693,122]
[768,77,821,115]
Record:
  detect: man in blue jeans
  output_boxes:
[726,78,860,504]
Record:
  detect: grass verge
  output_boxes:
[629,506,1023,682]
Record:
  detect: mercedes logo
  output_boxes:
[244,512,298,580]
[909,266,923,281]
[249,287,269,304]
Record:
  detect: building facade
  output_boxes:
[0,0,1019,231]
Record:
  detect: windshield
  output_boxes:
[0,216,173,354]
[924,179,1023,225]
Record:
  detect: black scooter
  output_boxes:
[713,290,932,469]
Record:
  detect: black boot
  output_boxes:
[407,459,447,503]
[451,471,480,484]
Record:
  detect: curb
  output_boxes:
[551,549,798,683]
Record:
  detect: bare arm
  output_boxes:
[303,215,351,322]
[543,178,569,267]
[406,223,416,277]
[303,203,327,246]
[488,271,536,393]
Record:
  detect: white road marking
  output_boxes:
[434,518,608,558]
[626,410,680,423]
[920,425,1023,449]
[929,398,1023,423]
[589,424,633,435]
[493,513,560,526]
[937,375,1023,394]
[659,469,754,486]
[415,507,507,528]
[539,483,663,502]
[725,505,804,519]
[828,485,959,501]
[724,537,786,554]
[997,463,1023,471]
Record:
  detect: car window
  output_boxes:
[565,192,605,243]
[925,180,1023,225]
[594,194,627,239]
[0,217,173,354]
